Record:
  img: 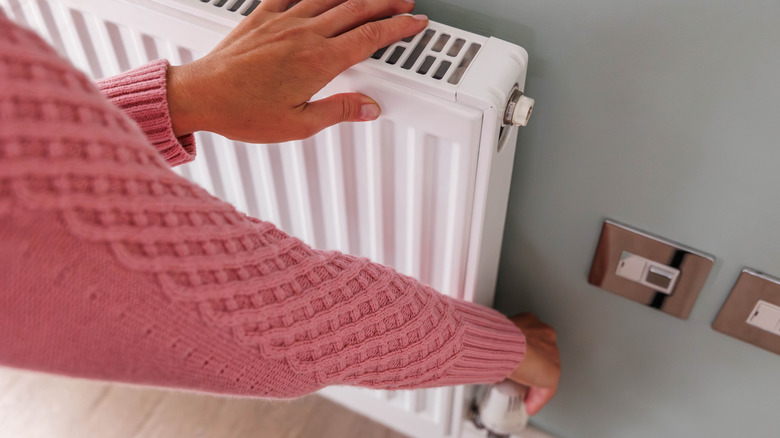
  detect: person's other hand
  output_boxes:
[166,0,427,143]
[507,313,561,416]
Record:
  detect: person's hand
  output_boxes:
[166,0,428,143]
[507,313,561,415]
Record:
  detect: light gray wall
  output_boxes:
[416,1,780,437]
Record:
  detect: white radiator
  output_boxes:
[2,1,534,437]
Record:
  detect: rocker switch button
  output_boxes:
[647,266,675,289]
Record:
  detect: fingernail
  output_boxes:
[360,103,380,120]
[413,14,428,21]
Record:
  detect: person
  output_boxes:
[0,0,560,416]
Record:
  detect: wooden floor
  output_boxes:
[0,367,408,438]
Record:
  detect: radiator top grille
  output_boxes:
[371,29,481,85]
[196,0,483,85]
[199,0,261,16]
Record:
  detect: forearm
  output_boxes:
[0,204,523,396]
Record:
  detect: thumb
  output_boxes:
[302,93,381,132]
[524,386,556,416]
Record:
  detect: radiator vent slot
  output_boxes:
[386,46,405,65]
[200,0,260,16]
[370,30,481,85]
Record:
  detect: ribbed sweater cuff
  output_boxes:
[96,59,196,167]
[449,300,526,384]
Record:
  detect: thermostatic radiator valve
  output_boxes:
[470,380,530,438]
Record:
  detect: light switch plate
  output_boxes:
[588,220,715,320]
[713,269,780,355]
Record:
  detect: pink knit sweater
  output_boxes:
[0,15,525,398]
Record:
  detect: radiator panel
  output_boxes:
[1,1,480,297]
[2,1,526,437]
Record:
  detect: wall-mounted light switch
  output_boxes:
[588,220,715,320]
[746,300,780,335]
[714,270,780,355]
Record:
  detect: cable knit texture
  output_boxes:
[0,16,525,398]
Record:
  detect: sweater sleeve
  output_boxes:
[95,59,197,167]
[0,17,525,398]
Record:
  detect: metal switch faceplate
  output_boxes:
[588,220,715,320]
[713,270,780,355]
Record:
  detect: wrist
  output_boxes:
[166,63,205,137]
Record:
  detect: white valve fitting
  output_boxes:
[471,380,530,437]
[503,87,534,127]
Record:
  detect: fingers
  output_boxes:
[257,0,297,13]
[300,93,381,135]
[288,0,348,18]
[313,0,417,37]
[333,14,428,68]
[524,387,557,416]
